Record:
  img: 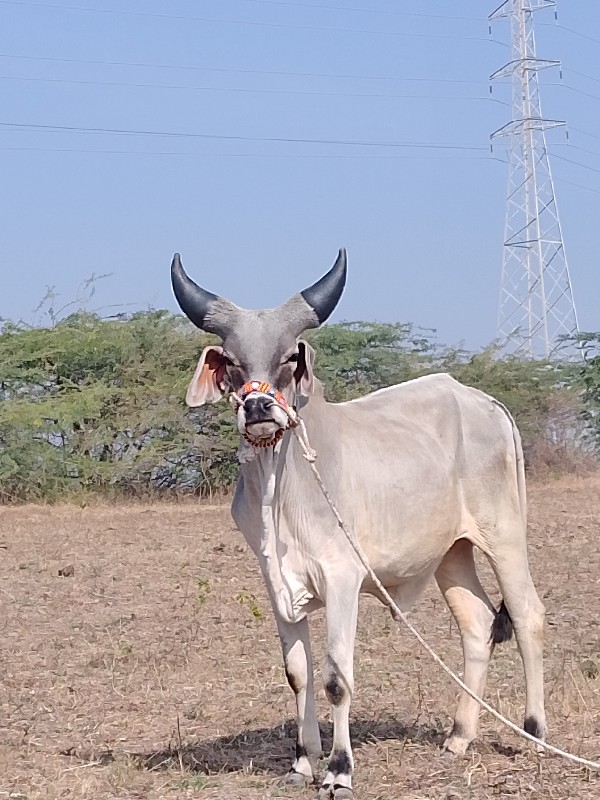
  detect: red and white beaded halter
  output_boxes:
[234,380,296,448]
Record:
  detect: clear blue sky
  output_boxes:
[1,0,599,349]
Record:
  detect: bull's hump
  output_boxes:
[334,372,459,408]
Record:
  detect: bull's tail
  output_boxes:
[491,599,514,644]
[489,399,525,646]
[491,397,528,527]
[510,410,528,530]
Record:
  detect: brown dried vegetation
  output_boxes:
[1,476,600,799]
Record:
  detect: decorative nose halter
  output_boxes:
[239,381,291,411]
[230,380,298,449]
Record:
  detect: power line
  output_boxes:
[0,73,507,105]
[493,76,600,108]
[0,144,493,160]
[553,176,600,196]
[0,121,490,150]
[540,21,600,50]
[565,67,600,87]
[236,0,485,22]
[571,126,600,144]
[551,152,600,176]
[0,1,507,43]
[495,135,600,199]
[551,82,600,105]
[0,53,483,86]
[13,144,595,191]
[554,142,600,160]
[490,72,600,164]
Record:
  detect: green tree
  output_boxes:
[0,313,595,502]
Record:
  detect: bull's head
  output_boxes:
[171,249,347,444]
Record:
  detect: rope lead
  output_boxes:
[231,384,599,768]
[291,421,600,771]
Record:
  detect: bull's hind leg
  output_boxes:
[435,539,498,755]
[488,532,546,742]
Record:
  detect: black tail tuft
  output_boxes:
[490,600,514,644]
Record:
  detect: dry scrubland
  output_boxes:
[1,476,600,800]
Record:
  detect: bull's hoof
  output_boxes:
[318,785,354,799]
[333,788,354,800]
[443,735,470,756]
[533,741,547,757]
[279,770,312,787]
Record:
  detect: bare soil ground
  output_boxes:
[1,476,599,800]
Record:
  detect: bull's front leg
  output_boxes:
[275,615,322,784]
[319,583,361,800]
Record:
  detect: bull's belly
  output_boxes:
[355,521,457,584]
[361,564,439,612]
[344,514,459,612]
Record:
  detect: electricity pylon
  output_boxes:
[490,0,579,359]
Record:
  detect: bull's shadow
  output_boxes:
[130,717,446,774]
[77,716,520,775]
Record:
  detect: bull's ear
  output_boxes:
[186,346,228,407]
[294,340,315,397]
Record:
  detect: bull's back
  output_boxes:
[334,373,517,474]
[321,373,522,568]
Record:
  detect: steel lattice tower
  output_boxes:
[490,0,579,359]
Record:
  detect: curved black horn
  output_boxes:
[300,248,347,325]
[171,253,220,332]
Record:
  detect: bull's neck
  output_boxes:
[238,391,333,622]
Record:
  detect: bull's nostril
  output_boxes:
[244,395,274,421]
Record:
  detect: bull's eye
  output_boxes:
[284,352,299,364]
[222,353,239,369]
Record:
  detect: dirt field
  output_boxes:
[1,476,599,800]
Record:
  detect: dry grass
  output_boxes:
[1,476,600,799]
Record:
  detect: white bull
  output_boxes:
[171,249,545,799]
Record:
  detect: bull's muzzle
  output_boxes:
[238,392,289,443]
[243,395,275,425]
